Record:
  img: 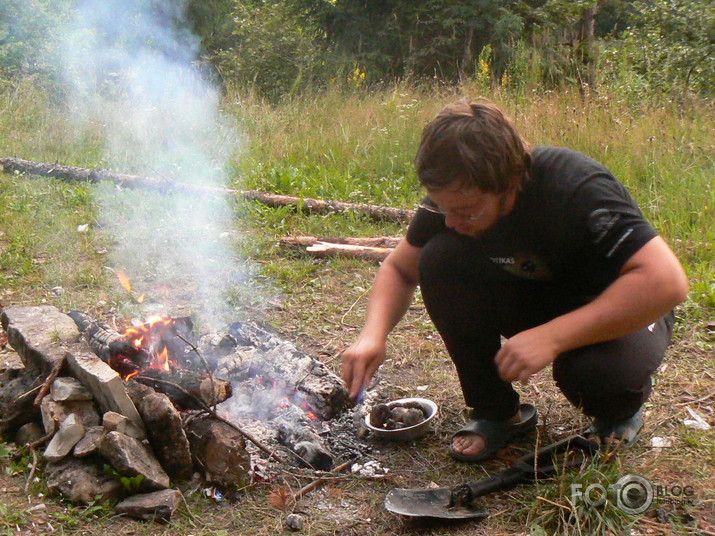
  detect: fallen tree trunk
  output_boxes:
[0,157,415,223]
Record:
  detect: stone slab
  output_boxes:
[65,348,144,432]
[1,306,79,374]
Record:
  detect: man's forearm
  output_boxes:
[361,263,418,341]
[546,246,688,354]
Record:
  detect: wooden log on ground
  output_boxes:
[280,238,393,262]
[280,235,401,248]
[0,157,415,223]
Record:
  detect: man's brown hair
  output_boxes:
[415,100,531,193]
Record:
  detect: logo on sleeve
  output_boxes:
[588,209,621,244]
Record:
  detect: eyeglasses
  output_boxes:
[418,202,488,222]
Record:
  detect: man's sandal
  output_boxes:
[448,403,538,463]
[584,407,644,451]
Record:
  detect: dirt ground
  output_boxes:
[0,266,713,536]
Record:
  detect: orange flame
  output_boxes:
[120,316,179,376]
[117,270,132,293]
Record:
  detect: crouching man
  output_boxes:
[342,100,688,461]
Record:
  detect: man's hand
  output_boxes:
[495,326,561,384]
[341,335,387,401]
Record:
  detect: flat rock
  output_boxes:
[0,306,79,374]
[103,411,146,440]
[73,426,104,457]
[50,377,93,401]
[65,348,144,432]
[116,489,182,522]
[40,397,100,433]
[44,414,85,462]
[99,431,170,490]
[46,457,122,503]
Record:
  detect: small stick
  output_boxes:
[293,459,354,500]
[25,418,59,494]
[33,353,67,408]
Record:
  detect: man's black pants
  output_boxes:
[418,232,673,423]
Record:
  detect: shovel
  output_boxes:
[385,434,599,519]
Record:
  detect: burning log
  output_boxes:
[67,311,146,373]
[0,157,415,222]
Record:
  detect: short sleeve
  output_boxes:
[567,175,657,281]
[405,197,448,247]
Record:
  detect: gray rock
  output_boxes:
[102,411,146,440]
[116,489,182,522]
[285,513,305,531]
[44,414,85,462]
[185,416,250,488]
[126,383,192,481]
[46,457,122,503]
[50,377,93,401]
[15,422,45,446]
[99,431,170,490]
[40,397,100,433]
[65,349,145,432]
[0,306,79,374]
[73,426,104,457]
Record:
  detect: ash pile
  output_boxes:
[0,305,372,522]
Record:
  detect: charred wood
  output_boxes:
[133,369,232,410]
[67,311,147,373]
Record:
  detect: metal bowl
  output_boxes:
[365,397,438,441]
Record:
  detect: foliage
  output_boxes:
[602,0,715,97]
[103,464,145,494]
[0,0,75,87]
[214,0,331,99]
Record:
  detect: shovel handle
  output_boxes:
[457,466,525,501]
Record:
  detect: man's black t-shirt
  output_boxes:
[406,146,657,297]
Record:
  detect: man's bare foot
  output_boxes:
[451,410,523,458]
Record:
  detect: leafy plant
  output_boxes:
[103,464,145,494]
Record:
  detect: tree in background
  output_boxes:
[605,0,715,97]
[0,0,75,86]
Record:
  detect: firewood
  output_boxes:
[33,353,67,408]
[67,310,146,369]
[282,239,393,262]
[280,235,401,248]
[133,369,232,409]
[0,157,416,222]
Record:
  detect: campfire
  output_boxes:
[0,305,365,522]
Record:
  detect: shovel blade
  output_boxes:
[385,487,489,519]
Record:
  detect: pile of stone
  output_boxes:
[0,306,257,522]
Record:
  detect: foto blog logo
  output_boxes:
[571,474,695,515]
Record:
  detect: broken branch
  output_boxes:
[33,353,66,408]
[293,459,354,500]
